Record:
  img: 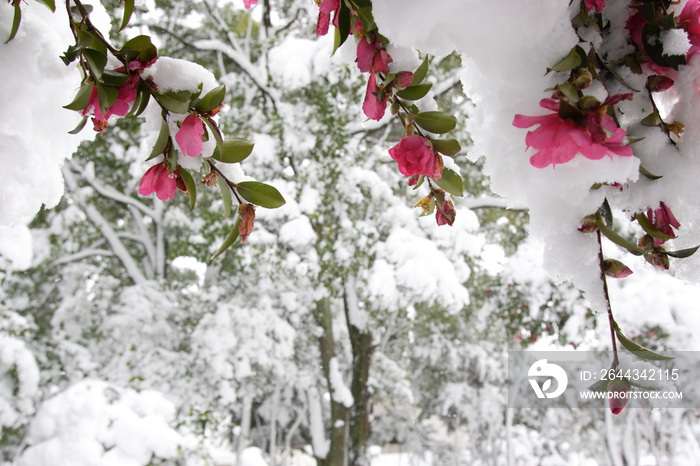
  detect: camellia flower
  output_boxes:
[82,77,139,132]
[680,0,700,59]
[512,98,633,168]
[357,36,392,74]
[584,0,605,13]
[388,136,443,178]
[315,0,340,36]
[362,73,387,121]
[647,202,680,246]
[243,0,258,9]
[436,198,456,226]
[175,113,205,157]
[138,163,182,201]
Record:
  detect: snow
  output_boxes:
[329,357,354,408]
[0,3,91,228]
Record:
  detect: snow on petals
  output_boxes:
[175,114,205,157]
[388,136,442,178]
[680,0,700,58]
[138,163,180,201]
[513,99,633,169]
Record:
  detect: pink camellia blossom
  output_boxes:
[243,0,258,9]
[316,0,340,36]
[388,135,442,178]
[82,79,138,132]
[647,202,681,246]
[138,163,181,201]
[175,113,205,157]
[584,0,605,13]
[608,379,632,415]
[362,73,387,121]
[436,198,456,227]
[512,99,633,168]
[680,0,700,59]
[357,36,392,74]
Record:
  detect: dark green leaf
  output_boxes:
[101,70,130,87]
[210,215,242,260]
[68,116,89,134]
[127,86,151,117]
[84,48,108,78]
[434,167,464,197]
[178,165,197,211]
[412,175,425,190]
[411,57,429,86]
[597,53,640,92]
[596,214,645,255]
[5,2,21,44]
[613,321,674,360]
[431,138,461,157]
[95,83,118,113]
[34,0,56,12]
[212,138,255,164]
[217,176,233,219]
[635,213,675,241]
[121,35,158,63]
[641,111,662,127]
[166,144,179,173]
[153,90,191,114]
[146,120,170,160]
[235,181,286,209]
[666,245,700,258]
[191,84,226,112]
[119,0,135,32]
[63,84,93,111]
[640,164,663,180]
[332,2,351,55]
[355,7,376,33]
[414,111,457,134]
[642,20,686,70]
[396,83,433,101]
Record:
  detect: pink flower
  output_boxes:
[138,163,180,201]
[243,0,258,8]
[388,136,442,178]
[316,0,340,36]
[512,99,633,168]
[175,113,205,157]
[357,36,392,74]
[362,72,387,120]
[436,198,456,226]
[82,80,138,132]
[608,379,632,415]
[680,0,700,59]
[647,202,680,246]
[584,0,605,13]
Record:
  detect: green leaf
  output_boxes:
[613,321,674,361]
[641,111,662,127]
[84,48,108,78]
[642,19,686,70]
[121,35,158,63]
[235,181,286,209]
[5,2,22,44]
[587,379,609,393]
[597,53,640,92]
[146,120,170,161]
[101,70,130,87]
[555,82,580,104]
[419,198,436,217]
[119,0,135,32]
[412,175,425,190]
[68,116,89,134]
[166,144,179,173]
[548,45,584,72]
[666,245,700,259]
[332,2,351,55]
[355,7,376,33]
[431,138,461,157]
[635,213,675,242]
[191,84,226,112]
[411,57,429,86]
[217,176,233,219]
[434,167,464,197]
[95,83,118,114]
[178,166,197,211]
[34,0,55,12]
[63,83,93,111]
[414,111,457,134]
[396,83,433,101]
[211,138,255,164]
[127,86,151,117]
[210,215,242,260]
[153,90,191,114]
[596,214,646,255]
[640,164,663,180]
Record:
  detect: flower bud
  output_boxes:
[573,68,593,89]
[647,75,674,92]
[637,234,654,252]
[608,378,632,415]
[578,214,598,233]
[578,95,601,111]
[238,203,256,243]
[645,251,670,270]
[603,259,633,278]
[202,171,218,186]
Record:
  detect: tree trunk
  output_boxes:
[314,297,349,466]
